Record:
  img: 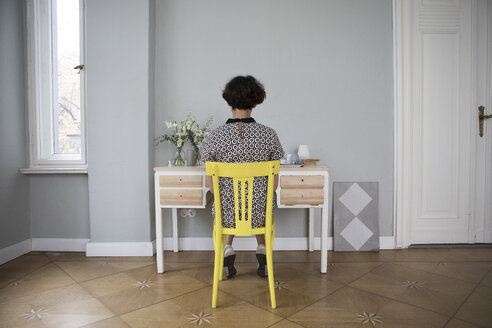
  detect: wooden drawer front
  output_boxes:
[281,175,324,188]
[159,175,202,188]
[280,188,324,205]
[160,190,203,205]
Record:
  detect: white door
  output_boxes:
[394,0,491,246]
[474,0,492,243]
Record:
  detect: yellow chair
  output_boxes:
[206,160,280,309]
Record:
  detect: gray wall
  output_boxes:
[0,0,30,249]
[30,176,90,238]
[86,0,153,242]
[155,0,394,237]
[1,0,394,251]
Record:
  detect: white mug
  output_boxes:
[298,145,310,160]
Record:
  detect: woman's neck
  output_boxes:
[231,109,252,119]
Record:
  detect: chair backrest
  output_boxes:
[206,161,280,236]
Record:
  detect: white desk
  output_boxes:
[154,166,330,273]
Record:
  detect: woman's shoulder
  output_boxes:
[209,123,230,135]
[252,122,278,135]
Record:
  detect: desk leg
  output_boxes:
[156,206,164,273]
[308,208,314,252]
[321,205,328,273]
[172,208,179,252]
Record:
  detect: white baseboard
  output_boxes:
[86,241,154,257]
[32,238,90,252]
[379,236,396,249]
[0,239,31,265]
[0,236,396,264]
[162,236,395,251]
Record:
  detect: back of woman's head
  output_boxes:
[222,75,266,110]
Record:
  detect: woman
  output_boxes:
[202,75,284,278]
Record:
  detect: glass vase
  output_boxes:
[194,147,202,166]
[173,148,185,166]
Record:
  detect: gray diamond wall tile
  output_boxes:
[334,182,379,251]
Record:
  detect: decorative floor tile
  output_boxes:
[0,283,113,328]
[379,248,450,262]
[282,274,342,301]
[0,254,51,288]
[80,265,207,315]
[219,264,342,318]
[166,262,214,285]
[55,261,154,282]
[81,316,132,328]
[288,286,448,328]
[173,287,283,327]
[349,263,477,315]
[287,262,382,285]
[187,312,214,326]
[0,263,76,301]
[327,250,386,263]
[162,251,214,264]
[121,287,283,328]
[480,268,492,288]
[268,319,305,328]
[395,261,492,283]
[445,318,483,328]
[274,251,322,263]
[455,285,492,327]
[440,248,492,262]
[2,249,491,328]
[119,298,194,327]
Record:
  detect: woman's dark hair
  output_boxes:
[222,75,266,110]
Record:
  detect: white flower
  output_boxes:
[165,120,177,129]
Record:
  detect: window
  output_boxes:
[22,0,86,173]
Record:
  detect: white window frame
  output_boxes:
[21,0,87,174]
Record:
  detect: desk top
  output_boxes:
[154,166,329,172]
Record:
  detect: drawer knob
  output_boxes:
[301,178,304,182]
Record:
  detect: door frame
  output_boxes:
[474,0,492,243]
[393,0,489,247]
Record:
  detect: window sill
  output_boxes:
[20,167,88,175]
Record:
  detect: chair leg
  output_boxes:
[265,230,276,309]
[219,234,225,281]
[212,230,221,308]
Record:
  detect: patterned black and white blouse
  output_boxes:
[202,118,285,228]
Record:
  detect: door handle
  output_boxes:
[479,106,492,137]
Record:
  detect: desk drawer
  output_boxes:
[281,175,324,188]
[160,189,203,205]
[160,175,203,188]
[280,188,324,205]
